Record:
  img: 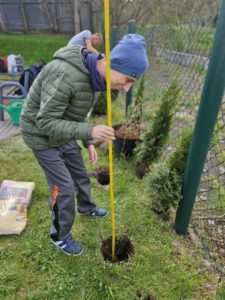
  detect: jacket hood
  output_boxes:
[53,45,89,75]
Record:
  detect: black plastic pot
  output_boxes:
[113,124,139,159]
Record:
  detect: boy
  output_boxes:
[20,34,149,256]
[68,30,102,54]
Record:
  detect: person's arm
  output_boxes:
[68,30,91,46]
[83,31,100,54]
[86,40,99,54]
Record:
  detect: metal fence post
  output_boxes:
[125,19,136,116]
[174,0,225,235]
[111,26,117,49]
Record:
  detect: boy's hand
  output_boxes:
[86,39,92,50]
[86,40,100,54]
[91,125,115,141]
[88,145,97,165]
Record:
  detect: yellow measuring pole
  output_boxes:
[104,0,116,262]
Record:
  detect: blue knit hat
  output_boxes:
[110,34,149,80]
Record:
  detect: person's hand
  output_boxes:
[88,145,97,165]
[91,125,115,141]
[86,40,93,51]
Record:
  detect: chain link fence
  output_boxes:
[109,13,225,275]
[192,98,225,275]
[133,13,225,275]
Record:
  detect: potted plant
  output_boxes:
[113,77,144,159]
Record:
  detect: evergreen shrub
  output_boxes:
[135,80,181,178]
[147,128,193,214]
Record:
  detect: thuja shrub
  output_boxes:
[134,75,145,106]
[169,127,193,177]
[126,76,145,127]
[92,91,107,115]
[115,76,145,139]
[92,90,119,115]
[148,162,181,214]
[135,80,181,179]
[127,76,145,117]
[147,128,193,214]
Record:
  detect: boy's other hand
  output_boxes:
[88,145,97,164]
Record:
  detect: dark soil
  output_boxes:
[89,166,110,185]
[101,234,135,262]
[136,290,156,300]
[144,296,156,300]
[96,166,109,185]
[135,161,148,179]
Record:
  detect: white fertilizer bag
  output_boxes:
[0,180,35,235]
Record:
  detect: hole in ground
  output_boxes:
[89,166,110,185]
[97,166,109,185]
[101,234,135,262]
[137,291,156,300]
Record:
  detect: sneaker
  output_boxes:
[78,207,108,217]
[51,235,83,256]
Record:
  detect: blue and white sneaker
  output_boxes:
[78,207,107,217]
[51,235,83,256]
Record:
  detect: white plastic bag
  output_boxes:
[0,180,35,235]
[7,54,24,74]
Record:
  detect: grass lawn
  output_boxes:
[0,33,69,67]
[0,33,224,300]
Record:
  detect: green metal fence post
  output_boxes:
[175,0,225,235]
[111,26,117,49]
[125,19,136,116]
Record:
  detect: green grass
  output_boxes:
[0,33,69,67]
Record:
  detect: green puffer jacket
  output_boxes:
[20,45,95,150]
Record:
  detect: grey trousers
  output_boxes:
[33,140,96,241]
